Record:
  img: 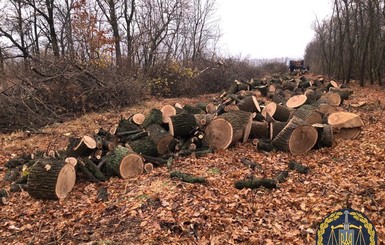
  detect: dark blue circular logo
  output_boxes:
[316,209,377,245]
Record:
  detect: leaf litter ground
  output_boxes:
[1,82,385,244]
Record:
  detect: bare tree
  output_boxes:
[96,0,122,66]
[23,0,60,58]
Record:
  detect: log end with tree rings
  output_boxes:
[262,102,291,122]
[131,113,146,125]
[119,154,144,178]
[55,163,77,199]
[204,118,233,150]
[205,103,217,114]
[317,104,337,115]
[288,125,318,155]
[327,111,364,129]
[161,105,177,123]
[27,159,76,200]
[318,93,341,106]
[286,94,307,109]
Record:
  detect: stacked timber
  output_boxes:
[1,74,362,200]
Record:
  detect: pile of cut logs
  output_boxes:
[1,74,363,200]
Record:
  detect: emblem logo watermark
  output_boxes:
[316,209,377,245]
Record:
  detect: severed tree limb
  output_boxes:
[78,158,106,182]
[170,171,206,184]
[288,160,309,174]
[234,178,277,189]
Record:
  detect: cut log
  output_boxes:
[224,104,240,112]
[256,85,268,96]
[329,87,352,100]
[167,113,197,138]
[195,102,208,111]
[129,136,158,157]
[104,146,144,178]
[318,93,341,106]
[293,105,322,125]
[141,155,169,167]
[262,102,291,122]
[144,163,154,173]
[193,114,216,128]
[204,110,253,150]
[313,124,333,148]
[66,136,97,158]
[146,124,174,155]
[237,96,261,113]
[218,110,253,143]
[161,105,177,123]
[317,104,338,115]
[115,119,141,134]
[334,127,361,140]
[249,121,269,139]
[304,89,317,104]
[269,121,288,140]
[237,80,250,91]
[27,158,76,199]
[174,102,183,109]
[288,125,318,155]
[183,104,205,114]
[272,116,305,151]
[286,95,307,109]
[129,113,145,125]
[327,112,364,129]
[142,108,163,128]
[273,94,287,105]
[282,80,297,91]
[77,158,106,182]
[205,103,217,114]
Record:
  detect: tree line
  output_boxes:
[0,0,220,74]
[305,0,385,86]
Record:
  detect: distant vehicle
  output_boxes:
[289,60,307,72]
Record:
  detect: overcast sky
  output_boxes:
[216,0,333,59]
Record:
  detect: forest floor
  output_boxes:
[1,76,385,244]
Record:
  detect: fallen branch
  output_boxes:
[288,160,309,174]
[170,171,206,184]
[234,178,277,189]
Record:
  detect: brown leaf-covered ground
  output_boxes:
[1,79,385,244]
